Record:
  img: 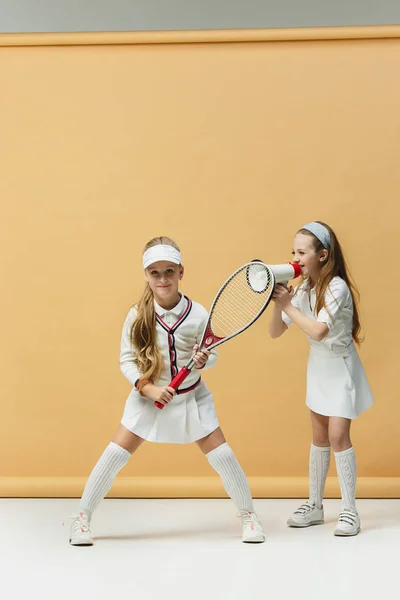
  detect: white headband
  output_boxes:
[143,244,182,269]
[302,222,331,249]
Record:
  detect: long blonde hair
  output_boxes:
[131,236,181,382]
[297,221,363,345]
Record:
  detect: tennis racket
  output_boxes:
[154,260,300,409]
[154,261,276,409]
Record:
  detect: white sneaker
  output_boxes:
[69,512,94,546]
[238,510,266,543]
[287,502,324,527]
[334,509,361,536]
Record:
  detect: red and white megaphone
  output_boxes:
[246,260,301,293]
[268,262,301,283]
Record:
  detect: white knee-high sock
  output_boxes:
[334,447,357,511]
[206,443,254,513]
[309,444,331,509]
[79,442,131,519]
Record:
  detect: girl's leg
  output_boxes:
[287,411,330,528]
[197,428,253,512]
[329,417,360,536]
[70,425,144,545]
[309,411,331,509]
[197,428,265,543]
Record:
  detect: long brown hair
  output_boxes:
[131,236,181,383]
[297,222,363,344]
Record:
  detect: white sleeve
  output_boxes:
[119,308,141,387]
[282,288,302,327]
[196,309,218,371]
[316,279,349,329]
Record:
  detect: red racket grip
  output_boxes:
[154,367,192,410]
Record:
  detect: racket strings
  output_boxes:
[209,266,273,339]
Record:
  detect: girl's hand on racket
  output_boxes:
[272,284,294,310]
[193,344,210,369]
[144,384,176,406]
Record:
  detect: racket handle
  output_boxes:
[170,366,192,390]
[153,366,192,410]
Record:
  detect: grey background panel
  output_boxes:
[0,0,400,34]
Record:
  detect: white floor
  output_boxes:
[1,498,398,600]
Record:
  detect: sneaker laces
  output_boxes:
[338,509,358,526]
[238,511,262,531]
[70,513,91,535]
[294,502,316,516]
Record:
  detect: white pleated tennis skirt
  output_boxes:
[306,342,374,419]
[121,380,219,444]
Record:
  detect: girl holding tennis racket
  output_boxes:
[269,221,373,536]
[69,236,265,545]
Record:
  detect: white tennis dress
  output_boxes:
[282,277,374,419]
[120,294,220,443]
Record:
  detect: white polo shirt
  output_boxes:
[282,276,354,350]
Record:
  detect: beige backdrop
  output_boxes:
[1,29,399,498]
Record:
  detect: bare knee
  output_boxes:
[311,425,330,447]
[112,424,145,454]
[313,434,330,447]
[329,431,351,453]
[310,411,330,447]
[196,427,226,454]
[328,418,352,452]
